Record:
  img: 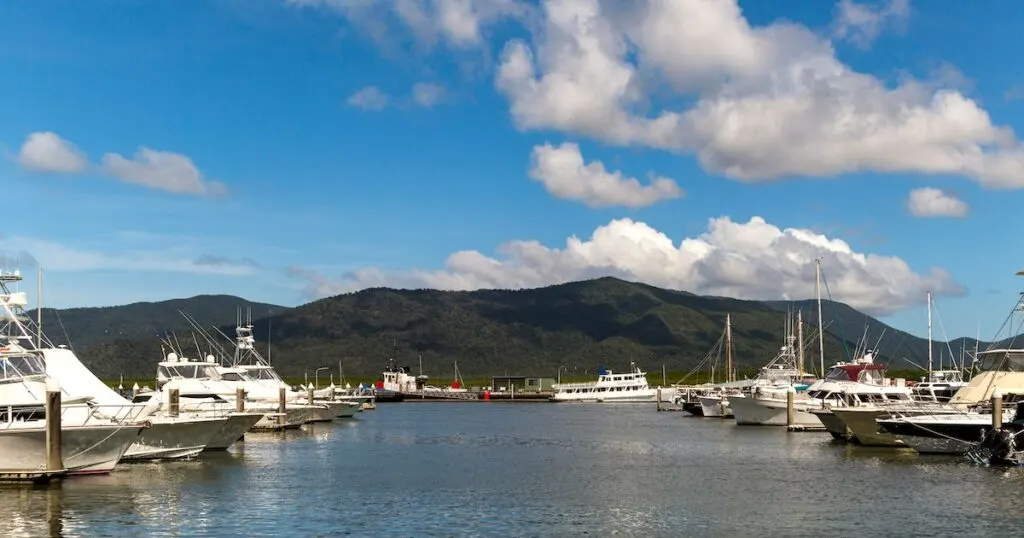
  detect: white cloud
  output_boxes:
[288,0,529,50]
[17,131,88,173]
[494,0,1024,189]
[289,215,962,316]
[101,147,226,197]
[906,187,968,217]
[347,85,389,110]
[832,0,910,49]
[412,82,447,107]
[529,142,682,208]
[1,236,256,276]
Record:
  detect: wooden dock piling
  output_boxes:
[45,381,63,472]
[168,388,180,417]
[785,388,795,428]
[993,390,1004,430]
[278,387,287,427]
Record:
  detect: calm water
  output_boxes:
[3,403,1024,536]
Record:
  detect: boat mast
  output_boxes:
[36,266,42,349]
[797,309,804,375]
[927,291,933,379]
[725,314,733,383]
[815,259,825,377]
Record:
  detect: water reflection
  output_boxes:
[3,407,1024,535]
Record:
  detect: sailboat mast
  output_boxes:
[36,267,42,349]
[815,259,825,377]
[797,309,804,375]
[725,314,733,383]
[927,291,933,378]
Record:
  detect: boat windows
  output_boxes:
[975,350,1024,372]
[0,353,46,381]
[824,367,852,381]
[0,404,45,422]
[243,367,280,381]
[159,364,218,380]
[857,369,885,384]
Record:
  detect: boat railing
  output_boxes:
[552,381,598,390]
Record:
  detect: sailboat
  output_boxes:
[697,314,740,418]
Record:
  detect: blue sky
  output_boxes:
[1,0,1022,343]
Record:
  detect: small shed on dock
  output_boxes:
[525,377,556,391]
[491,376,526,392]
[490,376,556,392]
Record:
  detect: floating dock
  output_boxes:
[0,469,67,484]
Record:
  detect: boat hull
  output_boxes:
[123,417,226,461]
[830,408,905,447]
[698,396,732,418]
[0,424,144,475]
[304,403,338,423]
[681,402,704,416]
[550,388,659,403]
[252,407,308,430]
[335,402,360,418]
[877,418,987,455]
[809,408,850,439]
[727,395,819,426]
[373,390,404,402]
[203,413,264,451]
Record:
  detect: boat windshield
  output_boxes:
[858,369,885,384]
[243,367,280,381]
[219,371,246,382]
[975,350,1024,372]
[0,352,46,381]
[158,363,219,380]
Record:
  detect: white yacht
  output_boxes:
[0,342,144,475]
[833,293,1024,448]
[550,362,658,403]
[830,368,975,447]
[724,311,819,426]
[44,347,229,460]
[872,348,1024,453]
[731,350,904,427]
[157,354,311,429]
[178,313,351,423]
[1,270,217,468]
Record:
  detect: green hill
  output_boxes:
[57,278,905,381]
[31,295,284,377]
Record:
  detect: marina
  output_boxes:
[5,403,1024,536]
[5,269,1024,535]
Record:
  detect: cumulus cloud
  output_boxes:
[288,0,530,50]
[832,0,910,49]
[289,215,962,316]
[412,82,447,107]
[1,236,256,276]
[493,0,1024,188]
[347,86,389,110]
[529,142,682,208]
[17,131,88,173]
[101,147,226,197]
[906,187,969,217]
